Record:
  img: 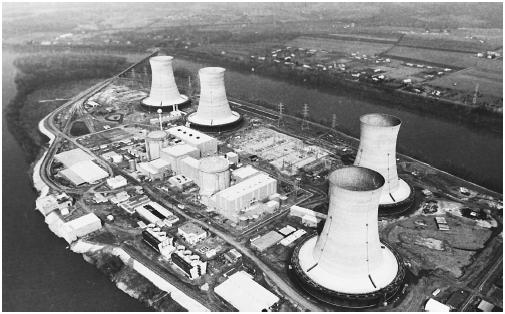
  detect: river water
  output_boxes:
[2,52,149,311]
[2,50,501,310]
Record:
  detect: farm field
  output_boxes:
[191,42,281,59]
[286,36,394,55]
[385,46,500,69]
[428,68,503,98]
[398,34,497,53]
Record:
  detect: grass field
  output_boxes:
[386,46,502,69]
[286,36,394,55]
[428,68,503,98]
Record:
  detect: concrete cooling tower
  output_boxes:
[290,167,405,308]
[354,113,413,213]
[142,56,189,112]
[187,67,241,131]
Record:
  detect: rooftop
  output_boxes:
[214,271,279,312]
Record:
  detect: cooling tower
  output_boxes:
[291,167,405,308]
[354,113,413,211]
[198,156,230,196]
[187,67,241,130]
[142,56,189,112]
[145,130,169,161]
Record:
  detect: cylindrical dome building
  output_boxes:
[198,156,230,196]
[187,67,241,131]
[290,167,405,308]
[145,130,169,161]
[354,114,413,214]
[142,56,189,112]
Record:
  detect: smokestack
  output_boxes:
[142,56,189,112]
[291,167,405,307]
[187,67,241,129]
[354,113,412,208]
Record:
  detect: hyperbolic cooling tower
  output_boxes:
[291,167,405,308]
[187,67,241,129]
[354,113,412,209]
[142,56,189,112]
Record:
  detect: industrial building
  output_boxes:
[354,113,413,211]
[250,230,284,252]
[177,222,207,245]
[106,175,127,189]
[119,194,150,214]
[290,167,405,308]
[178,156,201,184]
[167,126,218,157]
[198,156,230,197]
[136,201,179,227]
[137,158,171,180]
[171,246,207,280]
[145,130,169,160]
[55,148,109,185]
[160,144,200,173]
[187,67,242,130]
[65,213,102,237]
[214,271,279,311]
[142,226,175,257]
[211,173,277,221]
[168,174,193,190]
[141,55,189,111]
[231,165,259,183]
[101,151,123,163]
[36,193,72,216]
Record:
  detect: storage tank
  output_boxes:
[198,156,230,196]
[142,56,189,112]
[291,167,405,308]
[354,113,413,210]
[187,67,241,129]
[145,130,168,161]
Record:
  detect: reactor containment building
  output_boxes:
[354,113,414,214]
[142,55,189,112]
[187,67,242,131]
[290,167,405,308]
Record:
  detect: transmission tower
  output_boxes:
[277,102,285,127]
[472,83,480,106]
[301,103,310,131]
[331,113,337,129]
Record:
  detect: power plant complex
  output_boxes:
[354,113,414,213]
[290,167,406,308]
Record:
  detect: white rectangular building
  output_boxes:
[160,144,200,174]
[214,271,279,312]
[106,175,127,189]
[167,126,217,157]
[231,166,259,183]
[213,173,277,218]
[179,156,200,185]
[65,213,102,237]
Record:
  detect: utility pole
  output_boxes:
[301,103,310,131]
[277,102,285,127]
[157,108,163,131]
[187,76,192,99]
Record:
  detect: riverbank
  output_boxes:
[162,47,503,135]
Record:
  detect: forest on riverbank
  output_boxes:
[5,53,130,160]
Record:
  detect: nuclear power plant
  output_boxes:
[198,156,230,197]
[142,56,189,112]
[187,67,241,131]
[354,113,414,213]
[290,167,405,308]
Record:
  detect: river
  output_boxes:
[2,52,149,311]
